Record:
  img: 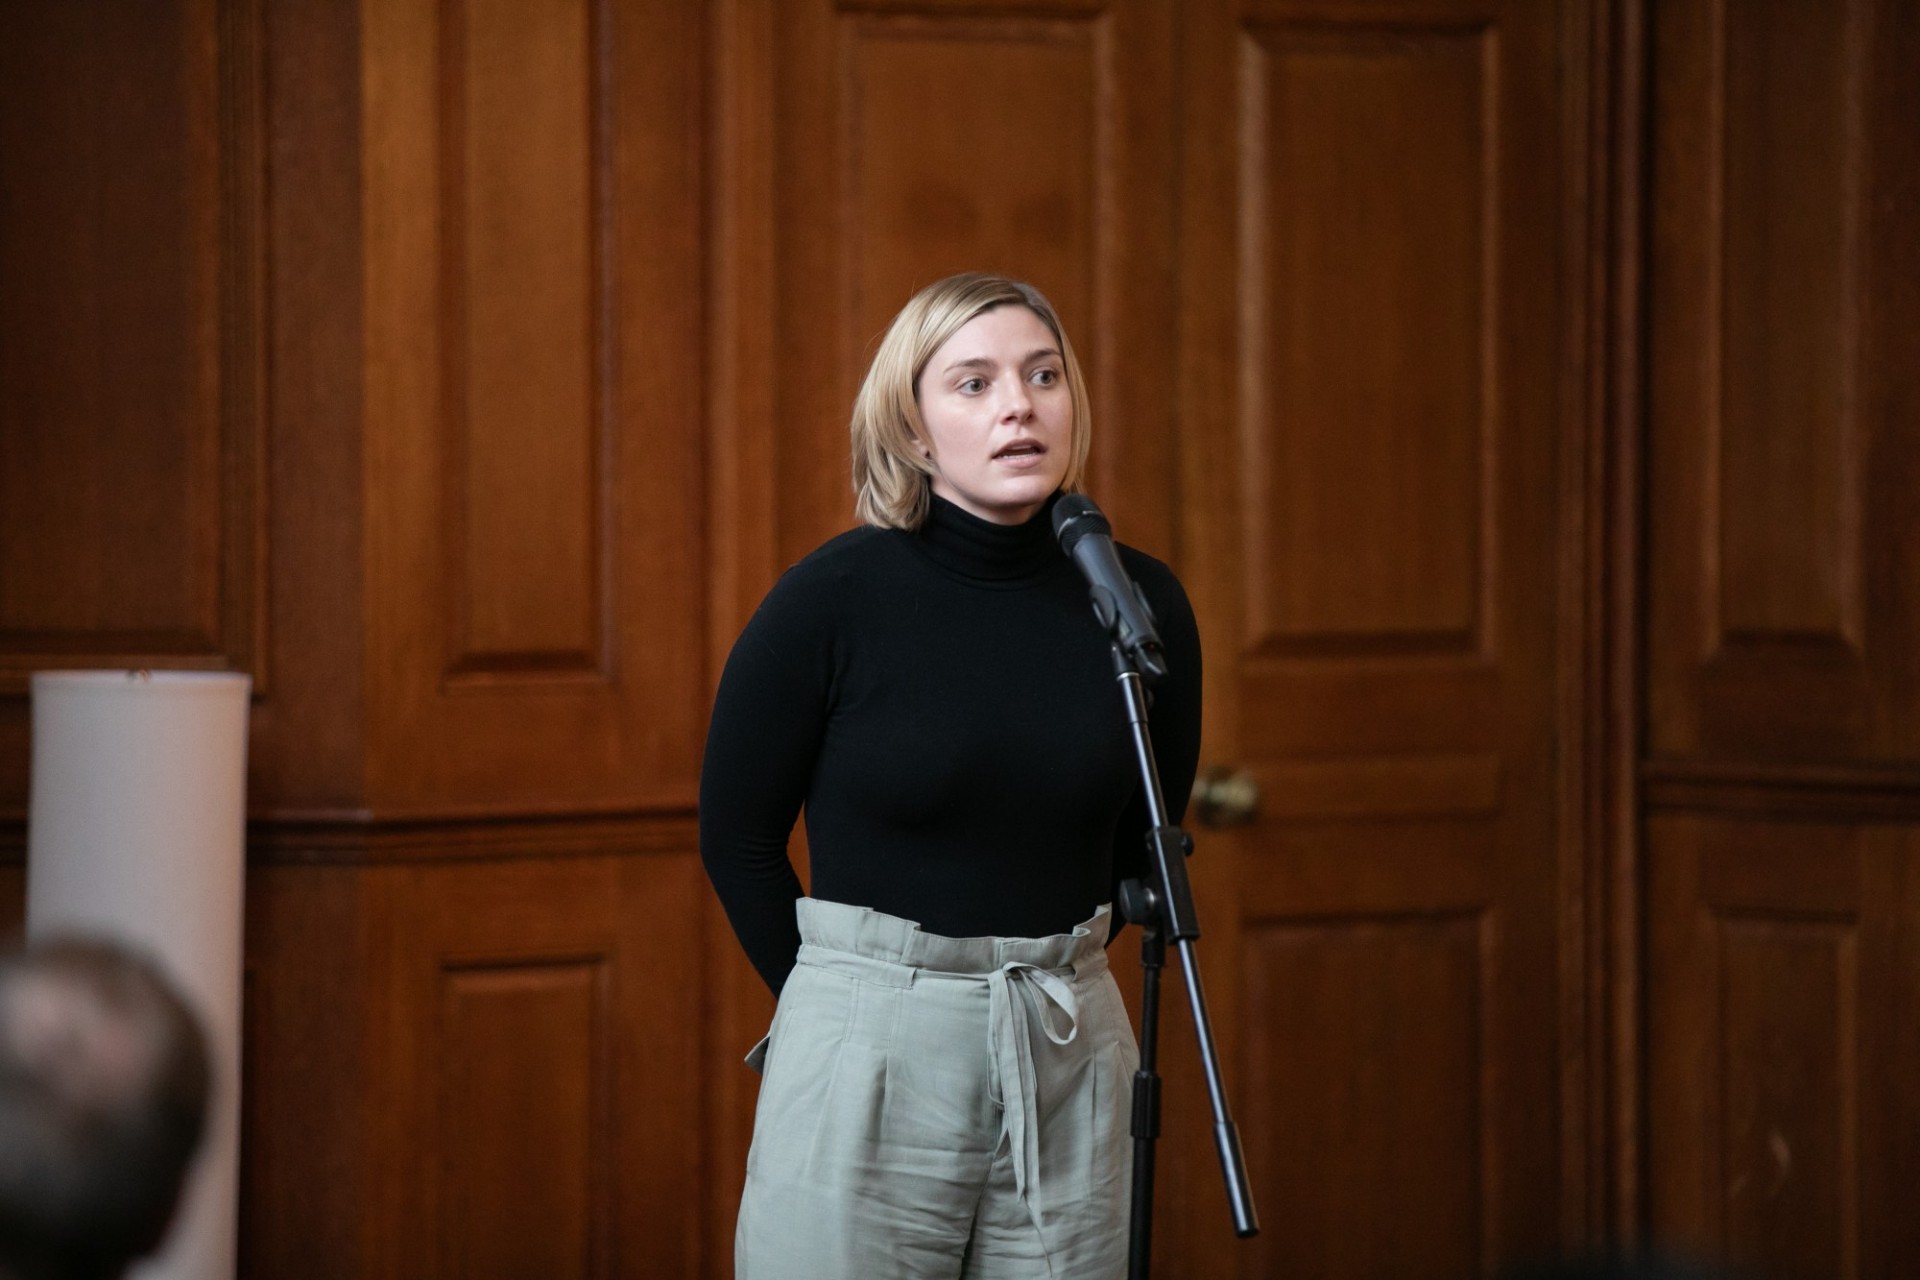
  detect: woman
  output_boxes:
[700,272,1202,1278]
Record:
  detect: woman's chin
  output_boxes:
[992,474,1065,513]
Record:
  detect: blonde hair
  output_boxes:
[851,273,1093,530]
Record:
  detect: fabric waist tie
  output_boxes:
[987,959,1081,1224]
[788,900,1112,1254]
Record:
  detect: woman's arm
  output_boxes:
[698,577,833,995]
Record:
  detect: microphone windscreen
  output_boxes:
[1051,493,1111,553]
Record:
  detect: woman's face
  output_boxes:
[915,305,1073,525]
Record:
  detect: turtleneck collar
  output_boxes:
[910,492,1065,585]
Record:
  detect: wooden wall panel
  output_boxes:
[1174,0,1574,1271]
[1642,815,1920,1279]
[1,0,1906,1274]
[1715,1,1864,648]
[361,0,706,813]
[247,0,367,812]
[0,0,371,817]
[739,0,1179,580]
[1714,919,1857,1277]
[441,0,604,677]
[438,958,609,1277]
[1647,0,1919,767]
[848,20,1096,351]
[408,850,706,1280]
[0,0,266,798]
[242,835,706,1279]
[1242,23,1488,651]
[1641,11,1920,1269]
[1226,0,1561,769]
[1243,914,1487,1278]
[239,863,368,1279]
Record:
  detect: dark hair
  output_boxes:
[0,938,211,1280]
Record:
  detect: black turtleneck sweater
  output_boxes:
[699,494,1203,994]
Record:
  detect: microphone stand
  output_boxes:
[1107,641,1258,1277]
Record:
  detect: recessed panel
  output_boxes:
[847,16,1097,371]
[1242,912,1485,1277]
[1258,752,1502,821]
[1645,0,1895,762]
[364,0,707,807]
[1716,0,1866,647]
[1715,916,1858,1277]
[439,957,608,1277]
[0,0,261,669]
[442,0,604,675]
[1240,25,1490,656]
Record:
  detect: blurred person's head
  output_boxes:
[0,938,210,1280]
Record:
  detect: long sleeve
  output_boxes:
[698,575,833,995]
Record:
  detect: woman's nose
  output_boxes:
[999,382,1033,420]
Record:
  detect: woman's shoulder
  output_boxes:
[1115,543,1192,615]
[728,527,899,679]
[750,525,900,622]
[774,524,899,593]
[790,524,893,573]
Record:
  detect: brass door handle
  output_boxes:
[1191,766,1260,828]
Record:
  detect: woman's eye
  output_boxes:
[959,377,985,394]
[1031,368,1059,387]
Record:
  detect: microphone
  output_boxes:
[1051,494,1169,683]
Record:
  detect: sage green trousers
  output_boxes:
[735,898,1138,1279]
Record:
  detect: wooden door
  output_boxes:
[1641,1,1920,1275]
[1169,0,1580,1273]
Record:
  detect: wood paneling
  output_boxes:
[1243,913,1487,1277]
[0,0,266,708]
[1641,14,1920,1271]
[361,0,706,813]
[440,0,604,678]
[1176,0,1573,1272]
[848,20,1096,354]
[247,0,366,813]
[2,0,1914,1275]
[1241,22,1489,653]
[1715,1,1866,648]
[241,838,707,1280]
[439,958,609,1277]
[1643,815,1920,1279]
[1256,752,1503,821]
[1715,919,1857,1278]
[1647,0,1920,766]
[738,0,1179,575]
[239,863,367,1279]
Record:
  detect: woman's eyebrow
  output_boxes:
[940,347,1061,375]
